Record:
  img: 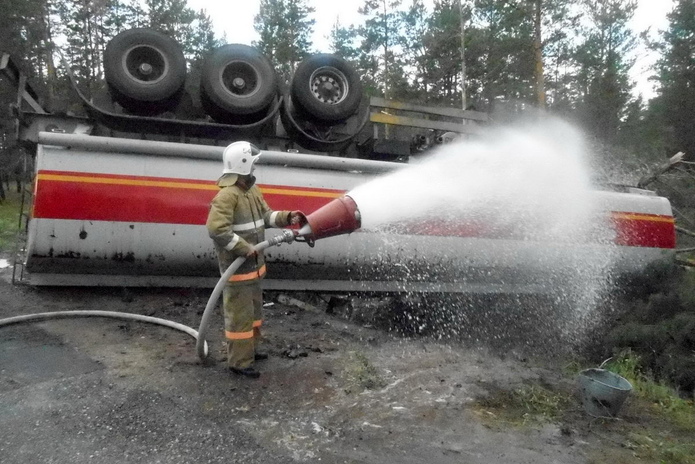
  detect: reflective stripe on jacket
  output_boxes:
[206,179,291,282]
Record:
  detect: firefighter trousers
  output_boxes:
[222,281,263,369]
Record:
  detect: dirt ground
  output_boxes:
[0,258,657,464]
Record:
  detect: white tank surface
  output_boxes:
[24,133,675,292]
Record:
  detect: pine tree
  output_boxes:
[189,9,221,64]
[533,0,577,113]
[652,0,695,159]
[615,96,667,164]
[254,0,315,84]
[466,0,535,113]
[398,0,433,101]
[283,0,315,72]
[574,0,636,144]
[143,0,196,55]
[357,0,404,99]
[328,19,360,62]
[122,0,148,28]
[420,0,464,105]
[61,0,111,95]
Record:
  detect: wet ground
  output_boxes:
[0,263,639,464]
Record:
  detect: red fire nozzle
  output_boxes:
[298,195,361,244]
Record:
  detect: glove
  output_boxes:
[235,238,256,258]
[289,211,307,226]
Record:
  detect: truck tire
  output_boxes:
[104,28,186,113]
[290,54,362,122]
[200,44,278,122]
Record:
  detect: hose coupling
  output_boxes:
[268,229,296,247]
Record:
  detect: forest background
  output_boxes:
[0,0,693,179]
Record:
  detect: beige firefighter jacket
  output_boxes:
[207,176,292,283]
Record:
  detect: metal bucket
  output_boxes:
[578,368,633,418]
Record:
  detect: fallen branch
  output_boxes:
[676,225,695,238]
[675,257,695,267]
[672,206,695,229]
[637,152,685,188]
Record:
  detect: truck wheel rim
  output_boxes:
[309,66,348,105]
[122,45,168,85]
[220,61,260,98]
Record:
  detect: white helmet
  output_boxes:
[222,141,262,175]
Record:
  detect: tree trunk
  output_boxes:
[42,4,56,106]
[533,0,546,108]
[460,0,466,111]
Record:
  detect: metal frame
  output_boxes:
[369,96,487,136]
[0,52,46,114]
[11,151,31,284]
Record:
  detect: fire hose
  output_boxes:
[0,195,360,363]
[0,230,298,362]
[0,309,210,356]
[195,229,297,361]
[194,196,362,360]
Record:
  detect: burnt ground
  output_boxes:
[0,260,665,464]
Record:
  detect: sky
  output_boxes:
[187,0,675,99]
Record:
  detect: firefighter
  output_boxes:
[206,141,304,378]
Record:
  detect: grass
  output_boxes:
[342,351,387,393]
[603,350,695,433]
[472,351,695,464]
[623,432,695,464]
[0,189,22,252]
[474,382,573,426]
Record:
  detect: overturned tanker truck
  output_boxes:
[2,28,676,293]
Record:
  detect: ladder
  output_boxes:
[11,151,32,284]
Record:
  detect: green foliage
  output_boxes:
[254,0,315,82]
[467,0,537,111]
[187,10,223,65]
[601,259,695,398]
[604,350,695,432]
[328,19,359,61]
[356,0,404,99]
[508,384,570,423]
[573,0,637,145]
[420,0,464,105]
[653,0,695,160]
[477,356,694,463]
[606,306,695,395]
[615,97,669,164]
[624,431,695,464]
[603,348,642,380]
[61,0,121,96]
[0,191,20,252]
